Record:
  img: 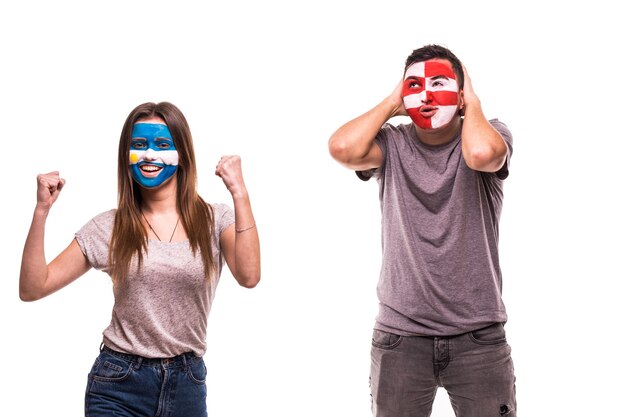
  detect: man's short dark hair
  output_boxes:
[405,44,464,89]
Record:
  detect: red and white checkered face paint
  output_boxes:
[402,60,459,129]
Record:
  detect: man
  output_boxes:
[328,44,516,416]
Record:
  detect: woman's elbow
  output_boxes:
[236,271,261,289]
[19,288,43,302]
[239,277,260,289]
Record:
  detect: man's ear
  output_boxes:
[458,89,465,117]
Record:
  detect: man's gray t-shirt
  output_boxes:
[75,203,234,358]
[359,120,513,336]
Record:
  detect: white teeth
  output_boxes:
[141,165,162,172]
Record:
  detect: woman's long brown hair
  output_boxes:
[108,102,215,284]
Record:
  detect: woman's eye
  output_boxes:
[410,82,421,88]
[131,141,147,149]
[157,142,171,149]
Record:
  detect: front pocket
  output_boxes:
[187,358,207,385]
[91,355,134,382]
[468,323,507,345]
[371,329,403,350]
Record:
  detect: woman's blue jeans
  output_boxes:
[85,345,207,417]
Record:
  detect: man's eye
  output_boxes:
[410,82,421,88]
[430,79,449,89]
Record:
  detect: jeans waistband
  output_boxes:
[101,344,198,368]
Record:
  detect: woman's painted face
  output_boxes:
[129,123,178,188]
[402,59,460,130]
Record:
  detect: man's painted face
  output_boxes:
[129,123,179,188]
[402,60,460,130]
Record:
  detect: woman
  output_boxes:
[19,102,261,416]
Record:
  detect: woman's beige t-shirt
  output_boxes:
[75,203,234,358]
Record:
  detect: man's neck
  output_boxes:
[414,117,462,146]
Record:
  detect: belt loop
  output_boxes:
[181,353,188,372]
[134,356,143,371]
[99,342,105,352]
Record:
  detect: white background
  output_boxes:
[1,1,624,416]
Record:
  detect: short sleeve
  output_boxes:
[212,203,235,237]
[355,123,392,182]
[489,119,513,180]
[75,209,116,272]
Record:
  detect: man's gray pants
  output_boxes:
[370,323,516,417]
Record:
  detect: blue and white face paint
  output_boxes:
[129,123,179,188]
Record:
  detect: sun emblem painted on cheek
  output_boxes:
[129,153,139,164]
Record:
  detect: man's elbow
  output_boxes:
[464,146,507,173]
[328,137,352,164]
[328,139,374,170]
